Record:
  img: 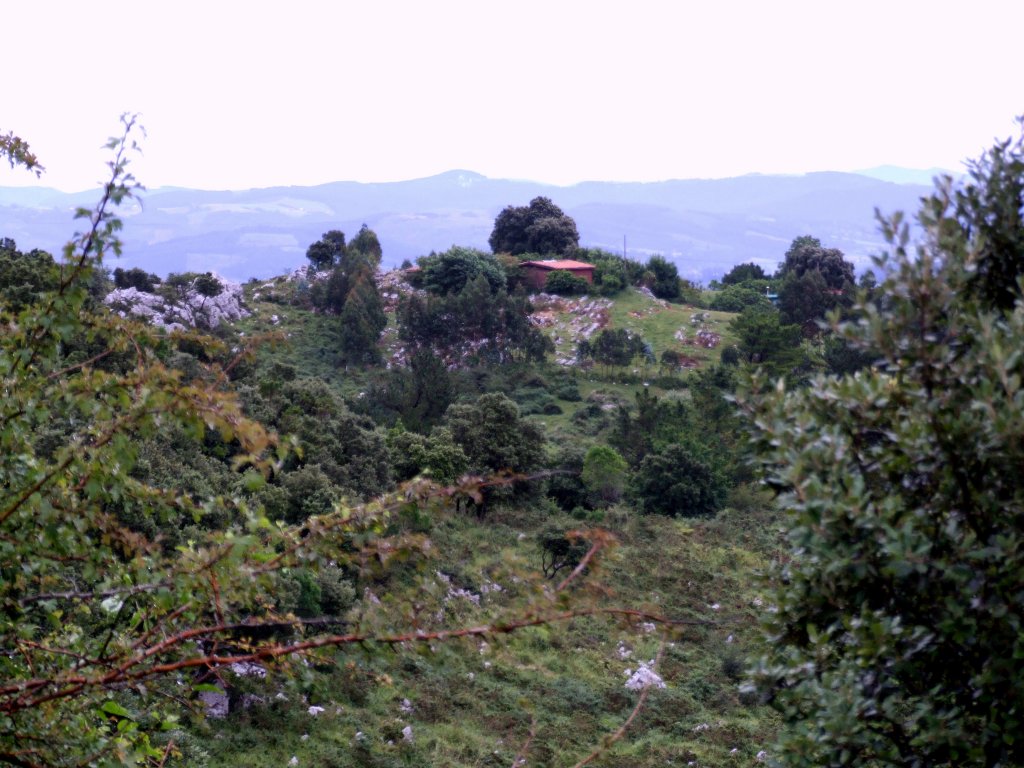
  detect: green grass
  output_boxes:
[199,498,782,768]
[603,289,739,366]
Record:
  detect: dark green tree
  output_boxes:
[306,229,347,271]
[745,123,1024,768]
[581,444,629,506]
[489,196,579,256]
[729,305,806,379]
[645,255,681,300]
[954,118,1024,311]
[444,393,545,475]
[419,245,506,295]
[632,442,726,517]
[709,283,773,312]
[721,262,768,285]
[347,222,383,266]
[339,268,386,362]
[775,236,855,333]
[112,266,161,293]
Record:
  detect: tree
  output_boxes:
[954,117,1024,311]
[744,123,1024,768]
[631,443,726,517]
[775,235,855,333]
[306,229,347,271]
[113,266,161,293]
[709,283,773,312]
[580,328,646,368]
[339,267,387,363]
[444,393,545,475]
[0,239,59,311]
[347,222,382,266]
[721,262,768,285]
[645,255,681,300]
[729,305,805,379]
[581,445,629,506]
[419,245,506,295]
[489,196,579,256]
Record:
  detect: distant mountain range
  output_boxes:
[0,168,950,283]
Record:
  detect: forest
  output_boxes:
[1,117,1023,768]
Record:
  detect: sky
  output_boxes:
[3,0,1022,192]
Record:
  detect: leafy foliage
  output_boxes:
[544,268,590,295]
[644,255,681,301]
[775,236,855,333]
[578,328,648,367]
[631,442,727,517]
[729,305,806,379]
[0,129,44,176]
[721,262,768,285]
[954,118,1024,311]
[489,196,579,256]
[113,266,161,293]
[417,245,506,296]
[306,229,347,271]
[397,277,551,365]
[0,238,59,311]
[305,228,387,362]
[708,283,773,313]
[581,444,629,506]
[744,126,1024,767]
[444,393,545,476]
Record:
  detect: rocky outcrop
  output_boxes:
[105,275,248,331]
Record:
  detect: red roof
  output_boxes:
[521,260,594,271]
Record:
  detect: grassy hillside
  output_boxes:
[179,275,778,768]
[197,501,782,768]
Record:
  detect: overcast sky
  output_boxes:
[4,0,1022,192]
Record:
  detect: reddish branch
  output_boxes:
[0,607,692,715]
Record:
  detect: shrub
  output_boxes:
[544,269,589,296]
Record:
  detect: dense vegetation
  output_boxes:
[2,117,1022,768]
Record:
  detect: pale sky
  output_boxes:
[3,0,1022,192]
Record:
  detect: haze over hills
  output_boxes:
[0,169,941,283]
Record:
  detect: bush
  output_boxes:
[745,123,1024,767]
[544,269,589,296]
[632,443,727,517]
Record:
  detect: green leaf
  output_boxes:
[100,701,132,719]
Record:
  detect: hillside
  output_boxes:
[174,270,783,768]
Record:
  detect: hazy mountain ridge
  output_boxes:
[0,169,935,282]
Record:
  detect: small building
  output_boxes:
[520,259,595,291]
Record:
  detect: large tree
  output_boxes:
[488,196,580,256]
[745,123,1024,768]
[776,236,855,332]
[305,229,347,271]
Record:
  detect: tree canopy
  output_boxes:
[488,196,580,256]
[775,236,855,333]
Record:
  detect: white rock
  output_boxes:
[624,663,666,691]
